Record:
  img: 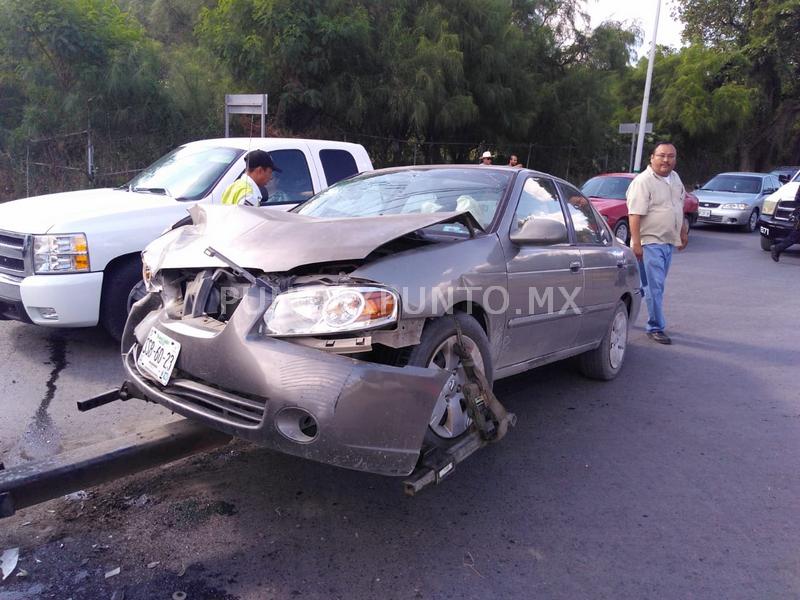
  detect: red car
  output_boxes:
[581,173,699,243]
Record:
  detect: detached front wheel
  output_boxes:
[404,313,493,444]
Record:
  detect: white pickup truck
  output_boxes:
[0,138,373,339]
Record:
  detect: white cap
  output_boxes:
[481,151,492,159]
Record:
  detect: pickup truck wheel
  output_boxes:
[100,258,143,341]
[404,313,493,445]
[760,235,772,251]
[579,301,628,381]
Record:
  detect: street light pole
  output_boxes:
[633,0,662,172]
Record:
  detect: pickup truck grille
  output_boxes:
[0,230,28,277]
[774,200,798,222]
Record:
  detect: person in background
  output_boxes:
[626,141,689,345]
[221,149,281,206]
[479,151,493,165]
[508,154,523,168]
[770,185,800,261]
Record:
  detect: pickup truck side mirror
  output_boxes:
[510,217,568,245]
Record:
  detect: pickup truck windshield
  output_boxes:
[125,146,243,201]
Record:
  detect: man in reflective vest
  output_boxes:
[221,149,281,206]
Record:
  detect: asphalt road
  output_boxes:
[1,227,798,600]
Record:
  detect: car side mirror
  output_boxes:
[510,217,568,245]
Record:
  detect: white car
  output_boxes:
[0,138,373,339]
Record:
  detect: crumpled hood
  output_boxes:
[0,188,179,233]
[694,189,761,204]
[144,204,482,274]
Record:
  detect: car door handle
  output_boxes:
[569,261,582,272]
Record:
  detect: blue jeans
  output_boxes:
[639,243,674,333]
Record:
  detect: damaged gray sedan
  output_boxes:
[122,166,641,488]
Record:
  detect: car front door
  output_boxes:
[558,182,624,345]
[498,176,584,369]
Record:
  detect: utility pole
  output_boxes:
[634,0,661,172]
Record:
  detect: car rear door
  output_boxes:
[498,176,584,368]
[557,181,624,346]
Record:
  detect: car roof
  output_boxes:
[590,173,635,179]
[714,171,771,177]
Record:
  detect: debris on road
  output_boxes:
[1,547,19,580]
[105,566,121,578]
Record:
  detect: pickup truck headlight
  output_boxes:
[263,285,398,336]
[720,203,749,210]
[32,234,90,273]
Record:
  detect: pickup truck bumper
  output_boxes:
[0,272,103,327]
[757,216,794,241]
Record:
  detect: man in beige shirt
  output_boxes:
[626,141,689,345]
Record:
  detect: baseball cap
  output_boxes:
[244,149,282,173]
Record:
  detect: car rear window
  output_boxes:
[581,176,631,200]
[320,149,359,186]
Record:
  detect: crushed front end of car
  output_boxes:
[121,205,483,477]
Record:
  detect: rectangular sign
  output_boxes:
[619,122,653,134]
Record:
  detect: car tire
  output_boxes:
[99,257,144,342]
[404,313,493,444]
[741,209,759,233]
[613,219,630,244]
[578,300,628,381]
[760,235,772,251]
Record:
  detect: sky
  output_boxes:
[584,0,685,58]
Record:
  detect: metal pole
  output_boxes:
[629,133,636,172]
[634,0,661,172]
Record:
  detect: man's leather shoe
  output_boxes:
[771,245,780,262]
[647,331,672,345]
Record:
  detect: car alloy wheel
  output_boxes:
[426,334,485,439]
[747,210,758,233]
[608,309,628,369]
[614,220,630,244]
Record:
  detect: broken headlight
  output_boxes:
[263,285,398,336]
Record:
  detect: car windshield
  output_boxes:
[581,176,631,200]
[700,175,762,194]
[124,145,243,201]
[296,168,513,231]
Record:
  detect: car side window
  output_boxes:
[511,177,567,238]
[263,149,314,204]
[558,182,611,246]
[319,149,359,186]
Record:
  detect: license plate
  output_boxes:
[760,226,769,235]
[699,208,711,217]
[136,328,180,386]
